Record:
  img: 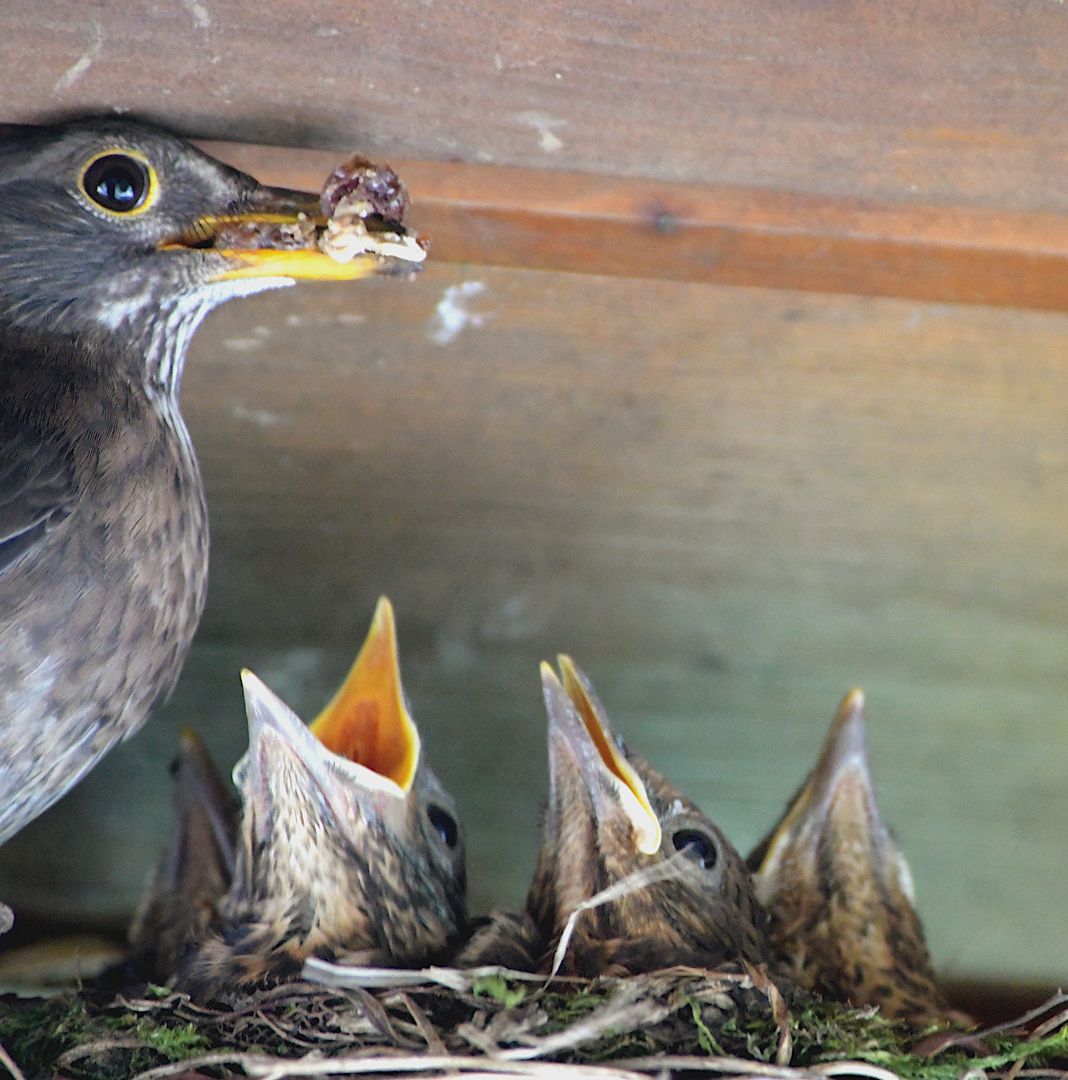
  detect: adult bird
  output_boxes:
[747,689,965,1027]
[461,656,766,976]
[174,597,466,996]
[0,118,409,869]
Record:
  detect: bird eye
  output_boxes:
[672,828,719,870]
[80,152,153,215]
[427,804,459,849]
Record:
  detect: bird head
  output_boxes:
[748,690,954,1025]
[0,118,399,344]
[528,656,766,976]
[226,597,466,973]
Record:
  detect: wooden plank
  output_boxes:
[205,140,1068,310]
[3,1,1068,214]
[2,267,1066,982]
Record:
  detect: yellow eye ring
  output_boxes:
[79,149,158,217]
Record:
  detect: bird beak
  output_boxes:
[308,596,421,795]
[167,185,418,282]
[748,688,915,903]
[164,729,238,888]
[541,656,662,855]
[128,729,237,976]
[236,597,421,843]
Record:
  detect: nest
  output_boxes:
[2,962,1067,1080]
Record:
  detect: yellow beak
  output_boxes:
[308,597,421,793]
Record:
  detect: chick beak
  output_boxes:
[170,185,394,282]
[803,687,874,826]
[127,729,237,980]
[164,729,238,889]
[748,688,910,901]
[309,596,421,794]
[541,658,661,857]
[237,597,420,842]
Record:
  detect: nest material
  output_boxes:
[1,964,1066,1080]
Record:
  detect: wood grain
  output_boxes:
[3,0,1068,212]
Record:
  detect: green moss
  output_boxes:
[0,993,212,1080]
[786,995,911,1062]
[0,994,104,1079]
[788,999,1068,1080]
[891,1024,1068,1080]
[685,995,726,1056]
[537,982,618,1031]
[719,1010,779,1061]
[129,1018,211,1059]
[472,973,527,1009]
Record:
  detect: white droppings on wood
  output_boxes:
[427,281,489,345]
[52,24,104,94]
[232,403,290,428]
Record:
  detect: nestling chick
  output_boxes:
[175,598,466,996]
[461,656,766,976]
[748,689,964,1027]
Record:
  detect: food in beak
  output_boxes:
[212,154,427,266]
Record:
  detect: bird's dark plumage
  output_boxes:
[176,598,467,997]
[0,118,395,854]
[747,690,964,1027]
[461,656,767,976]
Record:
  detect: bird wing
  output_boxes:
[0,425,77,575]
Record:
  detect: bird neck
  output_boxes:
[137,279,292,400]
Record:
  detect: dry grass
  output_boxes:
[0,963,1065,1080]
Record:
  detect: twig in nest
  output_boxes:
[812,1064,906,1080]
[915,991,1068,1059]
[1029,1007,1068,1042]
[253,1005,322,1049]
[548,854,696,980]
[392,992,449,1056]
[56,1038,153,1067]
[744,962,791,1066]
[499,979,673,1061]
[130,1050,249,1080]
[302,965,448,990]
[345,986,422,1048]
[129,1047,910,1080]
[619,1059,906,1080]
[603,1055,905,1080]
[302,958,571,992]
[0,1036,26,1080]
[131,1052,652,1080]
[616,1058,808,1078]
[998,1003,1068,1080]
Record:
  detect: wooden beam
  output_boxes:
[201,140,1068,312]
[7,2,1068,216]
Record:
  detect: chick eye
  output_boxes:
[427,804,458,849]
[672,828,719,870]
[81,153,152,214]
